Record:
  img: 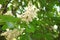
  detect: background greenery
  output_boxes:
[0,0,60,40]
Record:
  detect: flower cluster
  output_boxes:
[1,28,25,40]
[17,2,39,23]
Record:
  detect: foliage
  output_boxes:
[0,0,60,40]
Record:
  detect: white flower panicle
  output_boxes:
[17,2,39,23]
[1,28,25,40]
[4,11,13,16]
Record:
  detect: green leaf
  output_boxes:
[0,15,20,23]
[45,33,54,40]
[0,0,4,4]
[26,25,35,33]
[0,19,5,25]
[20,33,31,40]
[2,24,8,30]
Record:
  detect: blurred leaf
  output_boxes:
[2,24,8,30]
[0,0,4,4]
[26,24,35,33]
[0,15,20,23]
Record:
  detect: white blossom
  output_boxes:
[0,4,2,9]
[1,28,25,40]
[4,11,13,16]
[17,2,39,23]
[53,25,58,30]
